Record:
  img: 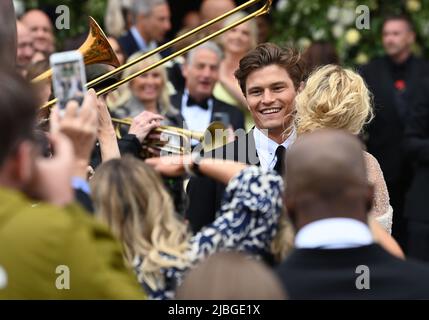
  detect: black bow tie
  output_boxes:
[186,95,210,110]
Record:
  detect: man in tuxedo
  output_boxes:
[185,43,305,233]
[360,15,429,250]
[170,41,245,143]
[277,129,429,299]
[118,0,171,58]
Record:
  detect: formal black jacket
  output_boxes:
[359,55,429,186]
[118,30,171,59]
[186,130,259,233]
[403,77,429,222]
[170,92,245,133]
[277,244,429,299]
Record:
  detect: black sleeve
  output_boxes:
[74,189,94,213]
[185,176,226,233]
[404,79,429,165]
[118,134,141,157]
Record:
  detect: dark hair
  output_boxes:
[234,43,306,95]
[0,68,37,166]
[383,14,414,32]
[302,41,339,78]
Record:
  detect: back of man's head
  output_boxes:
[0,68,37,167]
[284,129,372,230]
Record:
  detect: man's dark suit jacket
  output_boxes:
[403,76,429,222]
[170,92,245,133]
[185,130,259,233]
[118,30,171,58]
[118,30,140,58]
[277,244,429,299]
[360,55,429,187]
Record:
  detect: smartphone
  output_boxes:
[213,112,231,127]
[50,50,87,114]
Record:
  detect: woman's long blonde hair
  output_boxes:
[122,52,178,116]
[90,156,190,290]
[294,64,374,135]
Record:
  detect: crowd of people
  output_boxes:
[1,0,429,300]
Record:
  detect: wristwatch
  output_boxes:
[184,152,203,177]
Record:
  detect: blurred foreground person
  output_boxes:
[91,155,282,299]
[0,69,144,299]
[277,130,429,299]
[176,252,286,300]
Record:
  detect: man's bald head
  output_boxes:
[21,9,54,54]
[200,0,236,32]
[284,129,373,229]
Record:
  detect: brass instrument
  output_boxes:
[112,118,227,155]
[32,17,120,83]
[39,0,272,110]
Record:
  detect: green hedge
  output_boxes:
[270,0,429,67]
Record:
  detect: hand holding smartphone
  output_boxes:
[50,50,87,115]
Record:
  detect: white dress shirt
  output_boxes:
[295,218,374,249]
[181,91,213,145]
[130,26,157,52]
[253,127,296,171]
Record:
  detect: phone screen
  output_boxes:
[51,53,87,111]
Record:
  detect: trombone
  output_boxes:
[112,118,227,155]
[39,0,272,109]
[36,0,271,154]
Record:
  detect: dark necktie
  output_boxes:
[186,95,209,110]
[273,145,286,175]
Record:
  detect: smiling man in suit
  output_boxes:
[185,43,306,233]
[170,41,245,142]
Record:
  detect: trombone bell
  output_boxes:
[31,17,120,83]
[112,118,227,156]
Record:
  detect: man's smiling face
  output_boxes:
[245,64,297,136]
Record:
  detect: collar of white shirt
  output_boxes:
[181,90,214,144]
[130,26,157,52]
[253,126,296,170]
[295,218,374,249]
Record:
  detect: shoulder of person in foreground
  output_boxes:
[0,188,145,299]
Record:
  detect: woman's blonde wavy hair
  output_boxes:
[122,52,178,116]
[294,64,374,135]
[90,156,190,291]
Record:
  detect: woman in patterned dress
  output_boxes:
[90,155,283,299]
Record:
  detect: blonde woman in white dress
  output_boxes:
[294,64,393,234]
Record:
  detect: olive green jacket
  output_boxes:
[0,187,145,299]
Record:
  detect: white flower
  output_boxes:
[345,28,361,46]
[327,5,340,22]
[276,0,289,11]
[312,29,326,41]
[13,0,25,16]
[290,12,300,26]
[332,24,345,39]
[297,37,311,50]
[339,8,355,26]
[355,52,369,65]
[406,0,421,12]
[422,22,429,37]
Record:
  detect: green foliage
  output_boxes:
[271,0,429,67]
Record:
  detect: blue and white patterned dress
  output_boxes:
[134,166,283,299]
